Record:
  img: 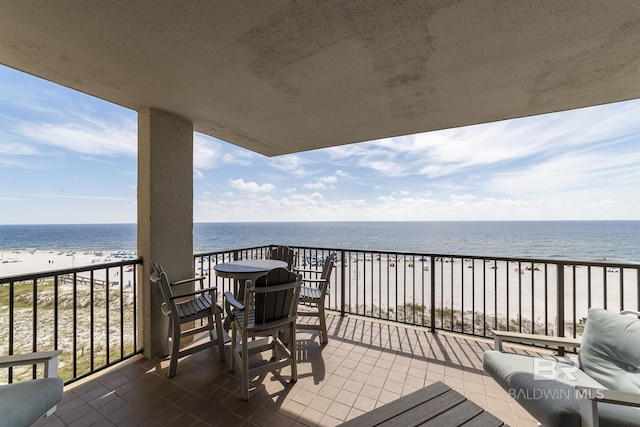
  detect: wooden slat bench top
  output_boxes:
[340,381,505,427]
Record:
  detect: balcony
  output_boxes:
[34,311,546,426]
[2,245,638,426]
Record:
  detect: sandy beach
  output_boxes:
[0,249,138,284]
[331,254,637,330]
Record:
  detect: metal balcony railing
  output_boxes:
[195,245,639,342]
[1,244,637,385]
[0,258,142,385]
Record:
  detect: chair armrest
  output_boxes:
[302,278,326,285]
[171,276,205,286]
[576,386,640,427]
[620,310,640,318]
[169,286,217,300]
[576,386,640,407]
[0,350,62,378]
[295,268,321,274]
[224,291,244,311]
[491,329,581,351]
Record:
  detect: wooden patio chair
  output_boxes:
[225,268,302,400]
[296,253,335,344]
[151,261,228,377]
[267,245,296,270]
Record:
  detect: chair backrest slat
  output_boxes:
[252,268,300,325]
[151,261,178,313]
[268,245,296,270]
[321,254,336,282]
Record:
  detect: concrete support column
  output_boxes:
[138,107,193,358]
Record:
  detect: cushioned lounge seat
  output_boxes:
[0,377,64,427]
[483,308,640,426]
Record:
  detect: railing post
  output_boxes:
[637,267,640,312]
[556,262,565,356]
[340,250,346,316]
[430,256,436,333]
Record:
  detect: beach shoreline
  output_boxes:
[0,249,137,277]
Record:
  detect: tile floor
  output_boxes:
[34,312,545,426]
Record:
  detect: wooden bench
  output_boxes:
[340,381,504,426]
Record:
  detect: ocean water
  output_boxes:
[0,221,638,262]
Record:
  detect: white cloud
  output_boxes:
[0,141,40,155]
[194,135,223,169]
[304,182,326,189]
[38,194,130,201]
[17,116,137,157]
[303,173,340,190]
[194,134,258,170]
[320,176,337,184]
[228,178,274,193]
[449,194,476,202]
[269,155,314,178]
[281,192,324,206]
[487,146,640,195]
[324,100,640,180]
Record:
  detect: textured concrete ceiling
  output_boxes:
[1,1,639,156]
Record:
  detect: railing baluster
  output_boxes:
[430,256,436,332]
[450,258,454,331]
[32,278,37,379]
[544,262,548,336]
[120,264,125,360]
[340,250,346,316]
[603,265,608,310]
[470,258,474,335]
[9,280,15,383]
[413,255,417,325]
[637,267,640,312]
[530,262,534,334]
[73,271,78,379]
[420,255,425,326]
[378,253,382,319]
[403,254,408,323]
[480,259,485,336]
[90,269,95,372]
[54,275,59,351]
[572,265,577,338]
[386,254,390,321]
[506,261,510,331]
[392,254,396,320]
[620,267,624,312]
[518,261,522,333]
[587,265,592,309]
[133,264,138,353]
[459,257,463,332]
[557,262,565,355]
[105,267,110,365]
[493,260,497,331]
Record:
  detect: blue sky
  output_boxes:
[1,65,639,224]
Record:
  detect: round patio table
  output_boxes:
[215,259,288,329]
[213,259,287,283]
